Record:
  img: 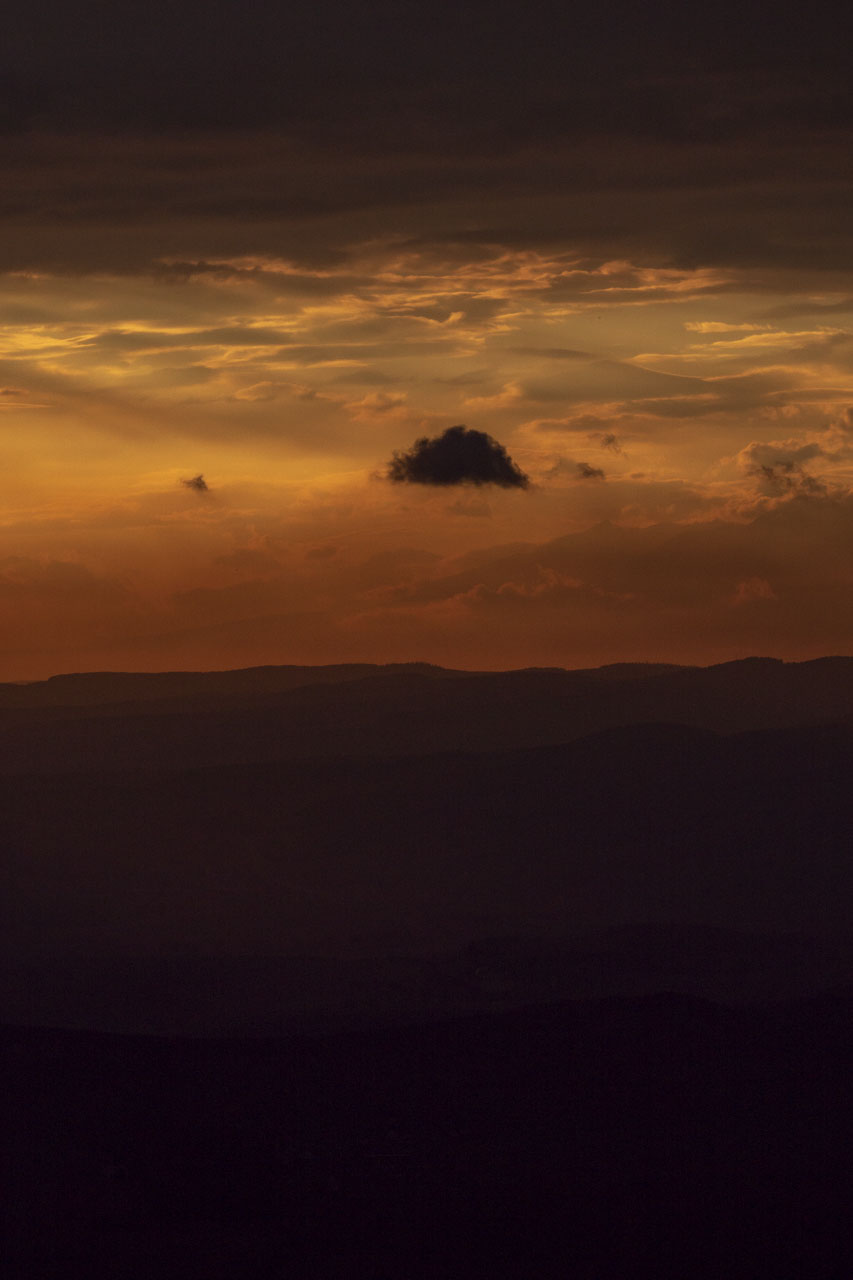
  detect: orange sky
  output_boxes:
[2,8,852,678]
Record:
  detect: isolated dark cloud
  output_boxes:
[387,426,530,489]
[737,440,833,496]
[597,433,622,453]
[546,457,607,482]
[751,464,827,498]
[576,462,606,480]
[181,474,209,492]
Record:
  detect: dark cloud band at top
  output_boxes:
[2,0,849,142]
[387,426,530,489]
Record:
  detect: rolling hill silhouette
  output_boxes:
[2,655,853,774]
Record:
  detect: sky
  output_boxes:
[1,0,852,678]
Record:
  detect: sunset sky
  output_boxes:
[1,0,851,678]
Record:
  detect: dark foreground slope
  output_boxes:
[4,990,852,1279]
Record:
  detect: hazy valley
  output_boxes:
[4,656,853,1275]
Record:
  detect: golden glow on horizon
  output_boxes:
[1,233,853,680]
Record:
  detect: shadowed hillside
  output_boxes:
[4,711,853,1032]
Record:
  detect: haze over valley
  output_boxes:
[4,655,853,1035]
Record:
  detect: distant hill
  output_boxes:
[0,661,465,709]
[1,655,853,774]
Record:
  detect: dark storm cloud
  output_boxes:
[387,426,530,489]
[181,474,209,492]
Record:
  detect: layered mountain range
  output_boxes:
[3,656,853,1033]
[2,654,853,772]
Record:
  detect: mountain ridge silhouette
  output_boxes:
[1,655,852,775]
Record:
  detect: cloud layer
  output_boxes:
[0,1,851,675]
